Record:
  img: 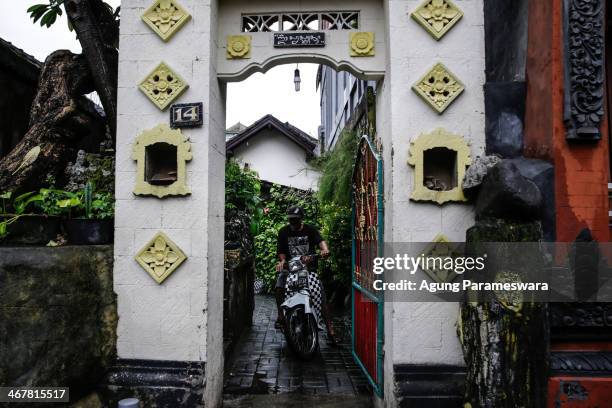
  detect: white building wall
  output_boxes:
[385,0,486,371]
[232,129,321,190]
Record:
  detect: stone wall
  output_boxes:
[0,246,116,401]
[223,248,254,351]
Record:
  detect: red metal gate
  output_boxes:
[352,135,384,396]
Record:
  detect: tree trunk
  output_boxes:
[461,219,549,408]
[64,0,118,140]
[0,51,96,192]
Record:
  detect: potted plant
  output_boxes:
[0,190,61,245]
[60,182,114,245]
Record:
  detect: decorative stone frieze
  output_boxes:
[407,128,471,205]
[242,11,359,32]
[412,62,464,113]
[142,0,191,42]
[411,0,463,40]
[349,32,375,57]
[421,234,461,283]
[226,35,252,59]
[563,0,604,141]
[135,231,187,284]
[139,62,188,111]
[132,124,192,198]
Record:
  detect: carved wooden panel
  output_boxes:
[563,0,605,141]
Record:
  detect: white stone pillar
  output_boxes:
[383,0,486,405]
[114,0,223,405]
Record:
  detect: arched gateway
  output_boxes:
[113,0,486,406]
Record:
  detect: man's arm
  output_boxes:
[276,253,287,272]
[276,227,288,272]
[319,240,330,258]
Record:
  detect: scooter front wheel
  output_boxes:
[284,306,318,359]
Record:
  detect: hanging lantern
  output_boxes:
[294,66,301,92]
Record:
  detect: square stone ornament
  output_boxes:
[420,234,462,283]
[411,0,463,41]
[135,231,187,284]
[142,0,191,42]
[139,61,189,111]
[226,35,252,59]
[349,32,375,57]
[412,62,464,114]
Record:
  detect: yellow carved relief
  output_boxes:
[412,62,464,114]
[226,35,252,59]
[135,231,187,284]
[411,0,463,40]
[350,32,375,57]
[142,0,191,41]
[407,128,471,205]
[132,124,192,198]
[421,234,462,283]
[139,62,188,111]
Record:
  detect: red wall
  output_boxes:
[525,2,612,407]
[524,0,609,243]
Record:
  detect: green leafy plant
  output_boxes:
[27,1,120,32]
[254,185,319,292]
[0,192,11,214]
[38,188,67,216]
[27,1,65,28]
[0,190,45,239]
[319,203,352,286]
[225,159,262,234]
[91,192,114,219]
[315,130,360,207]
[55,190,82,219]
[13,192,43,215]
[53,183,114,220]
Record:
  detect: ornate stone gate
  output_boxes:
[114,0,486,406]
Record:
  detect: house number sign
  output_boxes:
[170,102,203,128]
[273,32,325,48]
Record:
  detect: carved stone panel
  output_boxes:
[350,32,375,57]
[412,63,464,113]
[142,0,191,42]
[135,231,187,284]
[407,128,471,204]
[132,124,192,198]
[563,0,605,141]
[411,0,463,41]
[139,62,189,111]
[420,234,462,283]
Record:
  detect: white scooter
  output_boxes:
[280,254,322,359]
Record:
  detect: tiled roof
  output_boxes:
[226,114,318,153]
[0,37,41,83]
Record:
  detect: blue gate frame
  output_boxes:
[351,135,384,397]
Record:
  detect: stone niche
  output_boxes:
[407,128,471,205]
[132,124,192,198]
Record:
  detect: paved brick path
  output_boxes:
[224,295,372,397]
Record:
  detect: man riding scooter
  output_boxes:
[275,205,338,344]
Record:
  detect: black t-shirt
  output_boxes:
[277,224,323,271]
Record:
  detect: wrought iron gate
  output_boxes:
[351,135,384,397]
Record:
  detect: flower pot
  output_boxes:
[63,218,114,245]
[2,215,61,245]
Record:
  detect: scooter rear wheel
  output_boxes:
[284,306,318,359]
